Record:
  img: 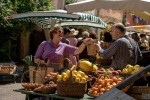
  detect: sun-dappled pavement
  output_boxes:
[0,83,25,100]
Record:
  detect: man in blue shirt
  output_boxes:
[99,23,143,69]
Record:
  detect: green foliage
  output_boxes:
[66,0,76,4]
[0,0,55,62]
[23,55,33,66]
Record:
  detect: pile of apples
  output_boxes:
[21,83,42,91]
[97,67,122,75]
[57,70,88,83]
[88,75,123,96]
[44,72,58,83]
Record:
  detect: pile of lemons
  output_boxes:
[122,64,142,74]
[57,70,88,83]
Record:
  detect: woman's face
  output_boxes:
[53,30,64,41]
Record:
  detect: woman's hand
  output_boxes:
[34,58,45,65]
[74,38,94,55]
[83,38,93,45]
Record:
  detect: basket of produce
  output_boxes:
[0,65,16,74]
[57,70,88,98]
[33,72,58,94]
[21,70,43,91]
[34,81,57,94]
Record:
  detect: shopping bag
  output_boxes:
[29,65,54,83]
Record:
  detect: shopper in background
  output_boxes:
[67,29,78,65]
[77,31,89,60]
[87,32,100,63]
[101,31,113,49]
[61,27,70,44]
[139,33,150,50]
[131,32,141,46]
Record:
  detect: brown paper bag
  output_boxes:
[29,66,54,83]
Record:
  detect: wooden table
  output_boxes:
[13,89,94,100]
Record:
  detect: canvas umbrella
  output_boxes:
[11,10,106,28]
[66,0,150,13]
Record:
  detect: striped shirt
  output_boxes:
[99,35,143,69]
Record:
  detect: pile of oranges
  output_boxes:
[88,75,123,96]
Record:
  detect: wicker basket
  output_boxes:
[57,81,87,98]
[34,85,56,94]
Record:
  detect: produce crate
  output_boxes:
[127,86,150,100]
[0,65,16,74]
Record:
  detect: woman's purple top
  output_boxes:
[35,40,77,63]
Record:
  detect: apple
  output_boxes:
[98,71,104,74]
[109,68,114,71]
[117,70,122,74]
[99,68,105,71]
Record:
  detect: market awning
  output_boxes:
[11,10,106,28]
[126,25,150,32]
[60,21,104,28]
[66,0,150,13]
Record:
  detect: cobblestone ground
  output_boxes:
[0,83,25,100]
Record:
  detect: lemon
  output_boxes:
[63,75,68,81]
[66,70,70,74]
[84,75,88,80]
[76,74,82,79]
[57,75,62,81]
[80,78,86,83]
[62,72,66,77]
[75,78,80,83]
[93,65,98,71]
[78,71,85,77]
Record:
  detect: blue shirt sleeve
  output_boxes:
[99,40,120,59]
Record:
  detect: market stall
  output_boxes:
[13,59,150,100]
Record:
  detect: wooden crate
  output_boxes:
[0,65,16,74]
[127,86,150,100]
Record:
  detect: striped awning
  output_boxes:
[11,10,106,28]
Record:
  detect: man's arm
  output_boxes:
[99,40,120,59]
